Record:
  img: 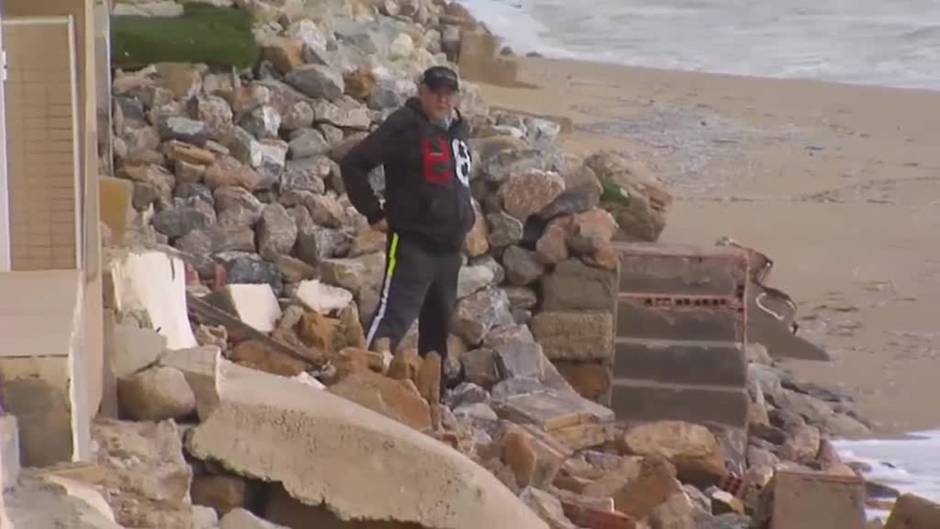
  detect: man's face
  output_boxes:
[418,83,457,122]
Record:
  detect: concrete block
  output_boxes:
[618,243,747,296]
[109,321,167,378]
[613,339,746,387]
[109,251,198,350]
[541,259,617,312]
[767,470,865,529]
[0,358,74,467]
[885,494,940,529]
[293,279,353,315]
[617,299,743,342]
[188,360,550,529]
[159,346,222,421]
[610,380,749,429]
[530,311,614,361]
[0,415,20,491]
[224,284,283,333]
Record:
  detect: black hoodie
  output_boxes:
[340,97,475,251]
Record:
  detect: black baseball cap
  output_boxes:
[421,66,459,91]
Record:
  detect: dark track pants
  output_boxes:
[366,232,462,362]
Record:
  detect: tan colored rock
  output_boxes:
[501,170,566,221]
[521,487,580,529]
[465,199,491,257]
[416,352,442,403]
[885,493,940,529]
[536,217,573,265]
[387,348,423,381]
[262,37,305,75]
[781,424,822,464]
[649,492,697,529]
[555,362,611,401]
[592,456,682,520]
[583,241,619,271]
[620,421,728,487]
[205,155,264,191]
[329,370,432,431]
[343,67,376,101]
[568,208,618,255]
[155,62,205,99]
[502,429,539,488]
[230,339,309,377]
[328,347,373,383]
[337,303,368,351]
[192,474,248,516]
[298,311,341,354]
[500,427,566,490]
[530,311,614,361]
[189,362,549,529]
[349,229,387,258]
[118,366,197,421]
[167,140,215,166]
[275,255,317,283]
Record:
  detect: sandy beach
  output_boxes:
[477,57,940,435]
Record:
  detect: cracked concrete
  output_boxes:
[188,361,549,529]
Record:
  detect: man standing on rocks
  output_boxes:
[340,66,474,395]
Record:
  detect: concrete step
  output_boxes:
[609,379,749,429]
[616,297,745,342]
[613,338,746,387]
[617,242,747,296]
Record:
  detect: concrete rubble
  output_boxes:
[0,0,927,528]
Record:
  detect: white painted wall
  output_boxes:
[0,14,11,271]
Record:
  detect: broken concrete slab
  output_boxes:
[118,365,197,421]
[494,389,615,431]
[108,250,198,350]
[159,346,222,421]
[89,418,195,528]
[188,360,550,529]
[224,284,284,334]
[761,470,865,529]
[293,279,353,315]
[884,494,940,529]
[109,320,167,379]
[2,471,124,529]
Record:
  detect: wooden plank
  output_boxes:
[186,292,327,368]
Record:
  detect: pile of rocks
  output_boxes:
[84,1,905,529]
[108,0,671,409]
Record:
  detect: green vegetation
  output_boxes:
[111,4,260,70]
[600,177,631,207]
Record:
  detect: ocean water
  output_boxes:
[834,430,940,520]
[457,0,940,90]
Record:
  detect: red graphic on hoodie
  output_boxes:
[422,136,452,184]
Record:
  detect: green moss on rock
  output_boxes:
[112,4,260,70]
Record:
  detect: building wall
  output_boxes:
[2,0,103,460]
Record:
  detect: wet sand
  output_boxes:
[477,57,940,434]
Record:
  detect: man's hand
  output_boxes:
[371,219,389,233]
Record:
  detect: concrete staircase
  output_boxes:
[611,243,750,458]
